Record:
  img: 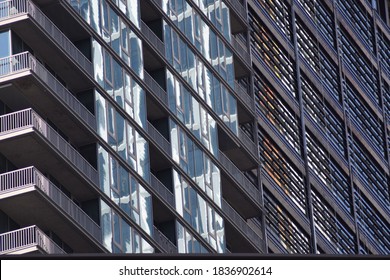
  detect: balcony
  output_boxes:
[0,167,104,253]
[153,226,177,253]
[218,150,262,218]
[0,52,96,146]
[147,121,172,157]
[232,36,252,77]
[304,112,348,171]
[141,20,165,58]
[221,125,258,171]
[224,0,248,34]
[0,226,65,255]
[0,108,98,201]
[222,199,264,252]
[235,81,255,115]
[0,0,93,91]
[141,20,166,72]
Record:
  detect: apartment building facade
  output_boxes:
[0,0,388,255]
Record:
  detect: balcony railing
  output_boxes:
[297,53,343,114]
[224,0,247,23]
[0,52,96,130]
[267,231,289,253]
[150,174,175,207]
[153,226,177,253]
[0,225,65,255]
[349,116,387,165]
[0,108,98,186]
[147,121,172,156]
[0,0,93,76]
[0,51,31,76]
[238,127,258,157]
[252,54,299,107]
[234,81,255,113]
[0,167,102,242]
[141,20,165,57]
[222,199,263,251]
[232,36,251,66]
[252,0,294,49]
[0,0,25,20]
[143,70,169,106]
[218,150,261,205]
[308,169,354,225]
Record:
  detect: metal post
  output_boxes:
[332,0,360,254]
[290,1,317,254]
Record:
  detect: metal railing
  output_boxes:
[45,121,98,185]
[0,108,34,133]
[34,61,96,130]
[234,81,255,112]
[153,226,177,253]
[0,51,32,77]
[375,10,390,35]
[0,0,25,20]
[218,150,261,205]
[232,36,251,66]
[0,167,102,242]
[0,52,96,130]
[238,127,258,157]
[143,70,169,106]
[147,121,172,156]
[0,225,65,255]
[141,20,165,57]
[349,116,387,165]
[267,231,289,253]
[0,108,98,186]
[357,224,385,255]
[150,174,175,207]
[0,0,93,76]
[224,0,247,22]
[222,199,263,250]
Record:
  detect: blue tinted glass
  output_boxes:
[0,30,10,58]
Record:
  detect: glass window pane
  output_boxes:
[0,31,10,58]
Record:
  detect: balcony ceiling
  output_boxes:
[0,129,97,201]
[0,73,94,146]
[0,187,104,253]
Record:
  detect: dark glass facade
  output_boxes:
[0,0,388,255]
